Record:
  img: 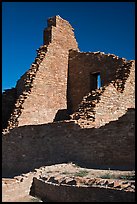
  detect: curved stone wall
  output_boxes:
[30,177,135,202]
[2,165,135,202]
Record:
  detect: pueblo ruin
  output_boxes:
[2,15,135,202]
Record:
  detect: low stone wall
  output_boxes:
[2,108,135,177]
[3,164,135,202]
[30,177,135,202]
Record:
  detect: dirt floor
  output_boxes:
[14,195,42,202]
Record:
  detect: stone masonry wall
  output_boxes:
[3,15,78,131]
[94,60,135,127]
[68,50,134,113]
[31,178,135,202]
[2,165,135,202]
[2,88,17,129]
[70,60,135,128]
[2,16,135,202]
[16,16,78,126]
[2,108,135,177]
[2,45,48,133]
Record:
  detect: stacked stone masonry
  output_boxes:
[2,15,135,202]
[2,108,135,177]
[2,165,135,202]
[2,88,17,129]
[69,58,135,127]
[2,15,135,131]
[30,177,135,202]
[2,15,78,132]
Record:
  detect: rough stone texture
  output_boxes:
[3,15,78,132]
[94,60,135,127]
[2,163,135,202]
[2,88,17,129]
[16,15,78,126]
[3,45,48,132]
[68,50,134,114]
[71,60,135,127]
[2,15,135,202]
[2,16,135,132]
[2,108,135,177]
[38,174,135,191]
[30,177,135,202]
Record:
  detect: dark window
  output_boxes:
[90,72,101,91]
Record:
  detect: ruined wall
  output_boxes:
[94,60,135,127]
[3,15,134,131]
[68,50,133,113]
[31,178,135,202]
[16,15,78,126]
[2,88,17,129]
[71,60,135,128]
[2,165,135,202]
[2,108,135,177]
[4,15,78,131]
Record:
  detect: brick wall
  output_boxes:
[2,108,135,177]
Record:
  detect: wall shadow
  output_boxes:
[53,109,71,122]
[2,88,17,129]
[2,108,135,178]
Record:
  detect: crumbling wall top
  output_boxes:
[43,15,76,46]
[47,15,74,30]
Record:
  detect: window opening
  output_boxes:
[97,73,101,89]
[90,72,101,91]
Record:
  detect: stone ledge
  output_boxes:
[30,177,135,202]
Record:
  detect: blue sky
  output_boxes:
[2,2,135,92]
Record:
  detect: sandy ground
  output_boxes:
[3,162,135,202]
[38,162,135,180]
[14,195,42,202]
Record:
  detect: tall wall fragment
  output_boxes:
[3,16,78,131]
